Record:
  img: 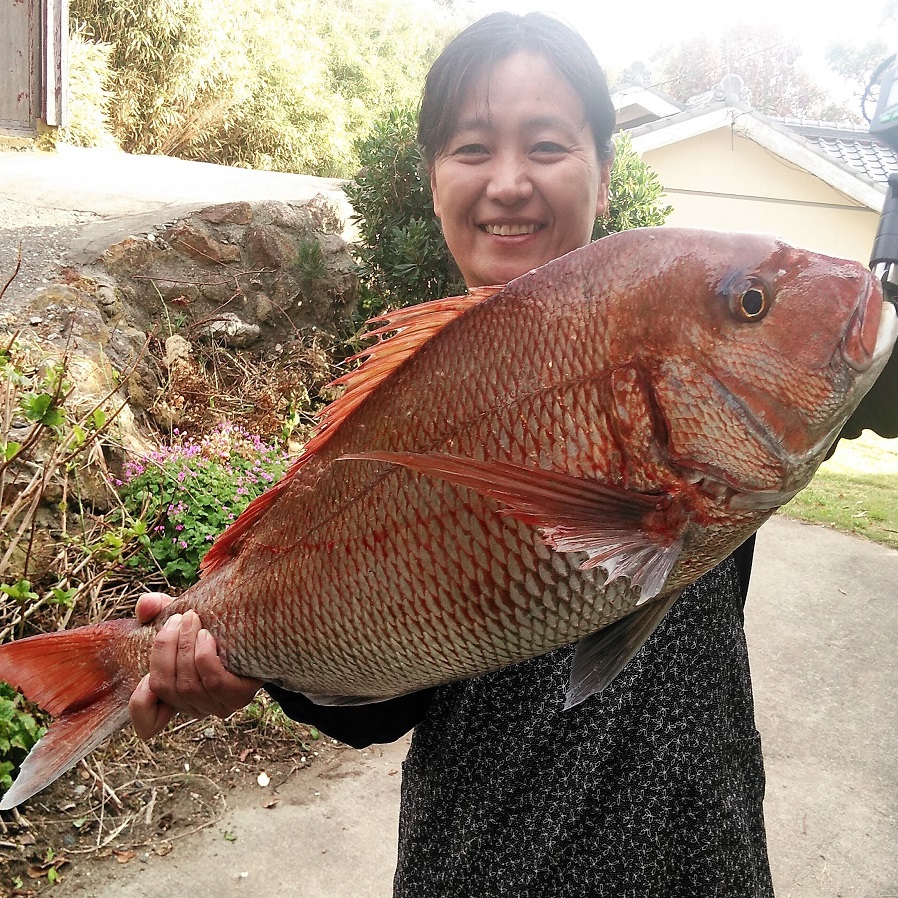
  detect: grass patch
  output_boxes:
[782,431,898,550]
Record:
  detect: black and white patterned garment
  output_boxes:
[393,556,773,898]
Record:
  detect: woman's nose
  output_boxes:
[485,154,533,205]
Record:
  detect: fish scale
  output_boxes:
[0,227,895,809]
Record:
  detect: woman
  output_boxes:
[131,13,773,896]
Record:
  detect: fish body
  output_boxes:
[1,227,895,808]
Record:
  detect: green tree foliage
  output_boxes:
[593,132,672,240]
[824,39,891,120]
[56,27,117,148]
[653,23,854,121]
[343,106,464,317]
[69,0,460,176]
[344,109,673,317]
[70,0,238,154]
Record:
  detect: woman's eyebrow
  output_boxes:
[523,115,583,137]
[450,114,585,139]
[453,116,492,134]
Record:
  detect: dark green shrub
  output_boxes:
[344,108,673,317]
[593,132,673,239]
[343,105,465,318]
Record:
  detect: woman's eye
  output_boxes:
[531,141,568,158]
[453,143,489,157]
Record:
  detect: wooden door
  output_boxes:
[1,0,68,135]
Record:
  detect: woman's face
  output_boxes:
[430,51,611,288]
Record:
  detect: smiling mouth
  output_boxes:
[482,223,544,236]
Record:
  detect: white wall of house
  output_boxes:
[639,127,883,265]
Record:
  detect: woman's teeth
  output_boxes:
[483,223,540,236]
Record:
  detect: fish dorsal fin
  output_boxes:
[324,286,503,434]
[200,288,502,575]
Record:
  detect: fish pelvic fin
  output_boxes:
[0,620,139,810]
[565,590,682,709]
[343,452,684,600]
[201,289,501,576]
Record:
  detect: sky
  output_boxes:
[458,0,898,103]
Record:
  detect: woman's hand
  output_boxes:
[129,593,263,741]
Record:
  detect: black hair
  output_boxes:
[417,12,616,168]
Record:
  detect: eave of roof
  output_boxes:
[625,103,887,212]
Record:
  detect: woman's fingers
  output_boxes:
[129,673,176,741]
[135,592,172,625]
[194,627,262,714]
[174,610,205,698]
[131,602,262,741]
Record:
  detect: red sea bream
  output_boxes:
[1,227,895,809]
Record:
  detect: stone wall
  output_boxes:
[0,196,358,583]
[5,195,357,447]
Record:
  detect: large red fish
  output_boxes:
[0,228,895,809]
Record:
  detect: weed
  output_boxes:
[292,237,328,287]
[0,682,47,792]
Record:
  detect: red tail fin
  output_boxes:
[0,619,140,810]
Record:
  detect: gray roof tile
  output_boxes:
[771,121,897,187]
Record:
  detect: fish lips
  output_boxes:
[842,274,898,374]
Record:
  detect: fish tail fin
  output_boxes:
[0,619,140,810]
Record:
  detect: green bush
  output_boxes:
[57,28,117,148]
[0,683,46,792]
[593,132,673,239]
[118,423,291,586]
[343,105,464,318]
[343,109,674,317]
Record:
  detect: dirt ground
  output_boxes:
[0,705,347,894]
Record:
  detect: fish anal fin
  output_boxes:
[0,620,140,809]
[202,289,500,575]
[344,452,683,596]
[301,693,390,706]
[565,590,682,709]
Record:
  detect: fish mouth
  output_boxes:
[841,273,895,372]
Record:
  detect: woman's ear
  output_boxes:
[595,160,612,219]
[430,166,443,220]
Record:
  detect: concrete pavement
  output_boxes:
[3,146,895,897]
[0,144,354,269]
[0,144,351,220]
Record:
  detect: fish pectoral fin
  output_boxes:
[342,451,684,600]
[565,589,683,709]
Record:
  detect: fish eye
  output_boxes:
[732,279,770,321]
